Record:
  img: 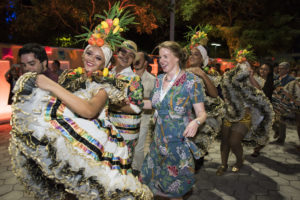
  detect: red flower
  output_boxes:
[167,165,178,177]
[174,74,186,86]
[156,79,159,87]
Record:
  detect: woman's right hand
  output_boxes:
[36,74,56,91]
[189,67,206,78]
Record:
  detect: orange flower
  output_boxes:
[96,38,104,47]
[104,28,110,34]
[88,37,96,46]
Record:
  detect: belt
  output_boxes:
[142,109,154,115]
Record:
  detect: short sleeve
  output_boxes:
[127,76,144,109]
[149,76,159,102]
[189,75,205,105]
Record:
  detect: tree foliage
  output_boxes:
[0,0,299,58]
[1,0,160,48]
[177,0,300,58]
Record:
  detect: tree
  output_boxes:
[177,0,300,58]
[1,0,160,48]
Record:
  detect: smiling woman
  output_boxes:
[141,41,207,200]
[9,2,153,199]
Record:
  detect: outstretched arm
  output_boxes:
[36,74,107,119]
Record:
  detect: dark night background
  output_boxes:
[0,0,299,62]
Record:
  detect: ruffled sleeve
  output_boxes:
[88,81,126,105]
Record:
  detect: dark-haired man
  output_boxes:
[18,43,48,74]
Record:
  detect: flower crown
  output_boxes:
[233,46,256,63]
[185,25,212,49]
[76,1,136,51]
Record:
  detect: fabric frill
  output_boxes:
[9,72,153,200]
[192,76,225,155]
[220,63,274,146]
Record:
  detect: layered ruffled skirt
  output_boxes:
[9,73,152,200]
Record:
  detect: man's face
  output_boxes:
[20,53,46,74]
[117,47,135,69]
[133,52,146,71]
[278,65,289,77]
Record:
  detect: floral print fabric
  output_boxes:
[141,71,204,198]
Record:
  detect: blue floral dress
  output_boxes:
[141,71,204,198]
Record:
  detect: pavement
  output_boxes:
[0,123,300,200]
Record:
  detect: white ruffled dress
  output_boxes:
[9,73,152,200]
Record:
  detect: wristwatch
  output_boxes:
[195,119,201,125]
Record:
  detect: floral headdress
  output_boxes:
[185,25,212,49]
[233,45,256,64]
[76,1,136,51]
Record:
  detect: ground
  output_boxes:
[0,123,300,200]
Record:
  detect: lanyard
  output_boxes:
[160,69,181,102]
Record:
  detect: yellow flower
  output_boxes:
[77,67,83,74]
[113,25,120,34]
[113,18,119,26]
[103,68,109,77]
[93,33,101,39]
[101,21,109,29]
[119,28,124,32]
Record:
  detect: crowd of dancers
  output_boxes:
[5,2,300,200]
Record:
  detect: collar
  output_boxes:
[111,66,134,76]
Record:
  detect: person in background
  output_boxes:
[5,64,21,105]
[141,41,206,199]
[109,40,144,162]
[272,61,295,145]
[44,60,61,82]
[251,62,274,157]
[132,51,156,176]
[18,43,48,74]
[53,60,63,75]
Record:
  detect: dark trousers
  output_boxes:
[273,120,286,143]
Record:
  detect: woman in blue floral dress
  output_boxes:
[141,41,207,199]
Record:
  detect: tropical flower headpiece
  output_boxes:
[233,46,256,63]
[185,25,212,49]
[76,1,136,51]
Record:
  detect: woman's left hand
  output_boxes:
[183,120,199,137]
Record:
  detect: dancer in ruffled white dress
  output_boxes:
[9,2,152,200]
[216,48,274,176]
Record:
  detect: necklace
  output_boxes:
[164,76,172,82]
